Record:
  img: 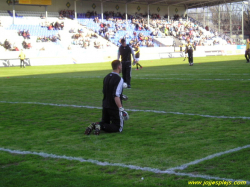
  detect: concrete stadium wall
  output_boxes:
[0,45,245,67]
[0,0,185,17]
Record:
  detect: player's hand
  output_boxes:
[133,60,136,66]
[121,94,128,101]
[119,107,129,120]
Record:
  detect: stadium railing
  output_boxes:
[0,58,30,67]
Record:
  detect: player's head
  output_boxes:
[121,39,126,46]
[111,60,122,73]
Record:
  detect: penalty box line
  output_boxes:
[0,147,249,184]
[1,101,250,120]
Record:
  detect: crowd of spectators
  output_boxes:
[70,29,97,49]
[40,21,64,30]
[3,39,11,50]
[36,34,61,43]
[22,40,31,49]
[97,19,127,39]
[59,10,74,18]
[18,30,30,39]
[149,17,234,46]
[132,18,150,31]
[69,26,113,49]
[85,11,97,18]
[1,39,20,51]
[129,31,154,47]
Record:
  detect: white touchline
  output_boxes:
[136,78,250,81]
[3,75,250,81]
[0,147,249,184]
[168,144,250,171]
[1,101,250,120]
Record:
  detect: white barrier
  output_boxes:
[0,45,245,67]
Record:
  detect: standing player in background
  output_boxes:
[185,39,194,66]
[133,43,143,70]
[117,39,137,88]
[245,38,250,63]
[84,60,129,135]
[19,49,26,68]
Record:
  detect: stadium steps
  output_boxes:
[173,36,183,47]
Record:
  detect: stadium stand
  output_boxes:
[0,7,236,53]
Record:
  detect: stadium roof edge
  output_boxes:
[76,0,245,8]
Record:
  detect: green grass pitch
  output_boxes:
[0,55,250,187]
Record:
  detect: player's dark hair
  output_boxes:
[111,60,121,70]
[121,39,126,44]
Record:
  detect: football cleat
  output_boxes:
[84,123,96,135]
[94,123,101,135]
[140,66,143,69]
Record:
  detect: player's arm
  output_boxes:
[114,78,123,108]
[114,78,129,120]
[117,49,121,60]
[129,45,136,63]
[185,45,188,53]
[115,97,122,108]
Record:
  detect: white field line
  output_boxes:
[2,75,250,81]
[1,101,250,120]
[0,147,249,184]
[168,144,250,171]
[137,78,250,81]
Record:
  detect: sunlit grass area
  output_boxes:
[0,55,249,186]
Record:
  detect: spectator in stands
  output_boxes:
[57,33,61,41]
[105,32,111,41]
[26,30,30,39]
[164,27,169,36]
[48,24,53,30]
[27,43,32,49]
[23,30,27,39]
[4,39,11,50]
[69,28,76,33]
[60,22,64,30]
[78,28,84,33]
[59,14,64,20]
[37,37,41,42]
[94,17,99,23]
[106,41,111,47]
[18,30,22,36]
[40,14,45,19]
[55,22,60,30]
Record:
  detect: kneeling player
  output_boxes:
[84,60,129,135]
